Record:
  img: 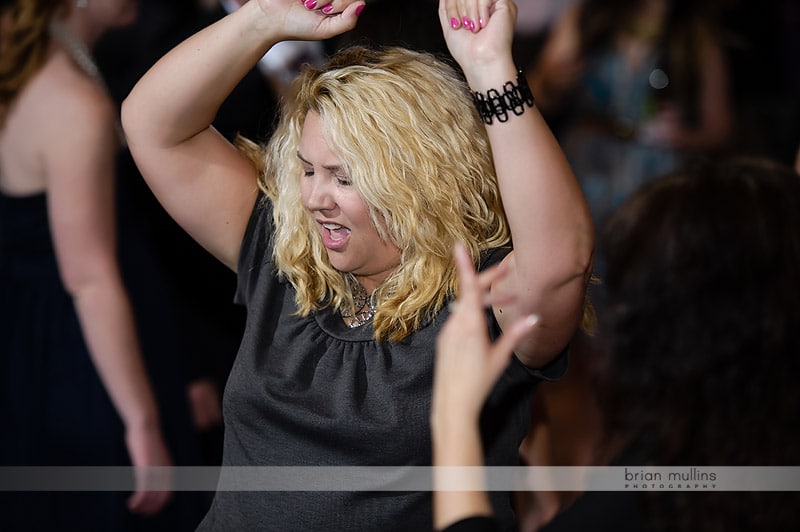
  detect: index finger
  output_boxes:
[453,242,482,306]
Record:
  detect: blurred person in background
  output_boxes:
[94,0,309,469]
[528,0,734,227]
[519,3,735,522]
[0,0,177,529]
[433,157,800,532]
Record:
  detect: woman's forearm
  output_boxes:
[469,63,594,364]
[432,417,493,530]
[442,0,594,366]
[72,274,161,429]
[492,107,593,289]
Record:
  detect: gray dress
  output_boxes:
[197,195,568,531]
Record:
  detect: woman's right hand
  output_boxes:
[439,0,517,78]
[432,244,537,424]
[254,0,366,42]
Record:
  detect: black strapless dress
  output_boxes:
[0,187,213,532]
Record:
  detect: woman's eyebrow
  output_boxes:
[296,152,344,173]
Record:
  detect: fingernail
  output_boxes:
[322,3,333,13]
[450,17,460,29]
[479,18,485,28]
[355,4,364,16]
[462,17,470,28]
[304,0,317,9]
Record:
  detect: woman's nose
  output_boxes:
[304,177,337,212]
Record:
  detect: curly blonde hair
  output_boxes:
[251,45,510,342]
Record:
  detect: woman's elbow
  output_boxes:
[120,95,142,147]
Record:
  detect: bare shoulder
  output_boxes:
[0,54,114,193]
[36,54,117,139]
[37,56,119,164]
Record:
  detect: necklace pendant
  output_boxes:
[342,283,376,328]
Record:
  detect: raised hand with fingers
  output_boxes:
[438,0,516,75]
[255,0,365,42]
[433,243,537,427]
[441,0,493,32]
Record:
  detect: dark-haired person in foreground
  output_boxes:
[432,157,800,531]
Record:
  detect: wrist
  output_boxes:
[431,407,481,438]
[238,0,284,49]
[470,68,535,125]
[462,57,517,93]
[122,404,161,432]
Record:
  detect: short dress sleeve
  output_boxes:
[235,193,275,307]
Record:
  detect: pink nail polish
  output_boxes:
[479,18,485,28]
[322,3,333,13]
[450,17,459,29]
[304,0,317,9]
[462,17,469,27]
[355,4,364,16]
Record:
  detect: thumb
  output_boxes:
[321,2,365,35]
[489,314,538,371]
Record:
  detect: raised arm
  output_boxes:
[121,0,365,270]
[439,0,595,368]
[431,244,536,530]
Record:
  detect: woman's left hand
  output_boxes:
[438,0,517,74]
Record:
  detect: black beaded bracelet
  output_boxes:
[471,69,535,125]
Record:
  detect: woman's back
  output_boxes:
[0,1,180,527]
